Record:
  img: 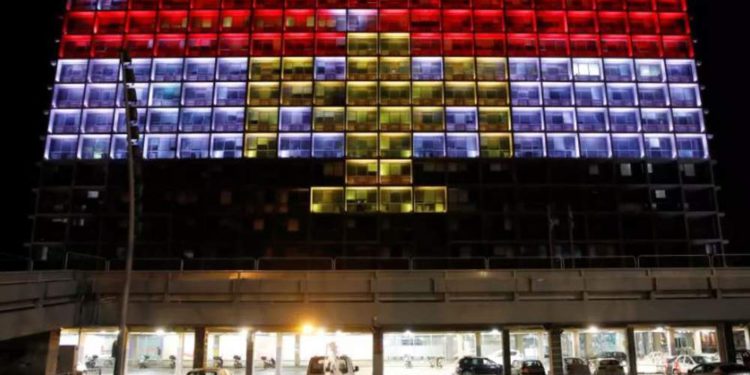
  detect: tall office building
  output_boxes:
[33,0,723,264]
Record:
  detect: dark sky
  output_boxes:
[3,1,748,257]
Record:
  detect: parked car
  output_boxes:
[490,350,525,365]
[593,352,628,367]
[187,369,233,375]
[455,356,504,375]
[511,360,546,375]
[667,355,710,375]
[688,363,750,375]
[565,357,592,375]
[738,350,750,367]
[307,355,359,375]
[594,359,625,375]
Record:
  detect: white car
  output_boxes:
[594,359,626,375]
[187,369,233,375]
[489,350,524,365]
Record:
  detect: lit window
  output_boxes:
[413,107,445,131]
[580,135,611,158]
[445,58,476,80]
[380,187,413,213]
[313,107,345,131]
[217,57,248,81]
[245,134,277,158]
[280,82,313,106]
[576,108,608,132]
[675,135,707,159]
[279,107,312,132]
[511,82,542,106]
[380,82,411,105]
[546,134,579,158]
[46,136,78,160]
[542,83,573,106]
[542,58,572,81]
[345,188,378,213]
[180,108,212,132]
[545,108,576,132]
[214,83,246,106]
[380,133,412,158]
[446,134,479,158]
[311,188,344,213]
[635,59,666,82]
[477,58,508,81]
[412,82,444,105]
[249,58,281,81]
[346,133,378,158]
[380,160,412,185]
[148,108,179,133]
[413,134,445,158]
[446,107,478,131]
[414,187,447,213]
[604,59,635,82]
[346,107,378,131]
[312,133,344,158]
[82,109,114,133]
[612,135,643,159]
[151,58,184,81]
[88,59,120,82]
[79,135,110,160]
[572,58,603,81]
[211,134,243,159]
[514,134,545,158]
[145,134,177,159]
[314,57,346,80]
[379,33,410,56]
[213,108,244,132]
[278,134,311,158]
[477,82,509,106]
[346,160,378,185]
[445,82,477,105]
[282,57,314,80]
[57,60,88,83]
[609,108,640,132]
[178,134,210,159]
[575,83,606,106]
[412,57,443,80]
[509,58,540,81]
[182,83,214,106]
[379,107,411,131]
[246,107,278,132]
[346,82,378,106]
[512,108,544,131]
[347,57,377,80]
[480,133,512,158]
[644,134,675,159]
[184,58,215,81]
[478,107,510,132]
[49,109,81,134]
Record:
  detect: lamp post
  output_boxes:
[114,49,141,375]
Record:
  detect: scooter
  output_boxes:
[85,355,99,369]
[404,355,413,369]
[261,356,276,369]
[138,355,150,369]
[214,356,225,368]
[169,355,177,369]
[234,355,243,369]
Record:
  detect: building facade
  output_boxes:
[32,0,723,264]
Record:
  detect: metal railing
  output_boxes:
[3,251,750,272]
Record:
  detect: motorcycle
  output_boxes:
[234,355,243,369]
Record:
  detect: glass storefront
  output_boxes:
[562,328,629,374]
[384,331,479,375]
[634,326,719,375]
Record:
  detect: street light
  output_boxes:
[113,49,142,375]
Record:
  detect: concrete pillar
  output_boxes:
[295,334,301,367]
[373,327,384,375]
[666,328,674,356]
[476,332,483,357]
[717,323,736,364]
[194,327,207,369]
[743,325,750,351]
[246,331,255,375]
[275,333,283,375]
[502,330,512,375]
[175,332,185,375]
[572,331,580,358]
[626,328,637,375]
[548,328,564,375]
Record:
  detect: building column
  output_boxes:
[666,328,675,356]
[44,330,60,375]
[502,329,512,375]
[373,327,384,375]
[175,332,184,375]
[194,327,207,369]
[295,334,301,367]
[717,323,736,364]
[743,325,750,351]
[476,332,483,357]
[275,333,283,375]
[626,327,637,375]
[246,331,255,375]
[548,328,564,375]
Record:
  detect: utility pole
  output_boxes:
[114,49,142,375]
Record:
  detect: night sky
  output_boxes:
[4,1,748,258]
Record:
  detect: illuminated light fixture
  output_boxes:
[491,329,500,335]
[587,325,599,333]
[155,328,166,335]
[240,328,250,336]
[302,324,315,334]
[404,330,414,336]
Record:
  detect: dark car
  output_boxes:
[456,356,504,375]
[511,360,547,375]
[688,363,750,375]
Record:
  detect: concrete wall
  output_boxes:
[0,331,59,375]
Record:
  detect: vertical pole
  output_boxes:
[717,323,736,364]
[373,327,384,375]
[175,332,184,375]
[548,328,564,375]
[45,329,61,375]
[246,331,255,375]
[275,333,283,375]
[626,327,637,375]
[476,332,483,357]
[502,330,511,375]
[194,327,207,369]
[295,334,301,367]
[114,49,140,375]
[666,328,674,356]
